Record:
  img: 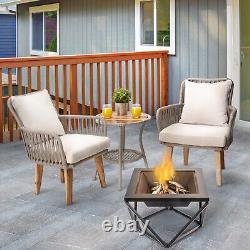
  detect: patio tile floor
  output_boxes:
[0,120,250,250]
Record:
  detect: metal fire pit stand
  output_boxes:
[124,200,209,248]
[124,169,209,248]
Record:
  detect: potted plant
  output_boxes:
[112,88,131,116]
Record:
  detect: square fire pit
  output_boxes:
[124,168,209,248]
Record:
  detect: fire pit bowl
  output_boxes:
[126,168,208,207]
[124,168,209,248]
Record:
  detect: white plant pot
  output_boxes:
[115,103,128,116]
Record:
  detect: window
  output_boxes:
[135,0,175,54]
[29,4,59,56]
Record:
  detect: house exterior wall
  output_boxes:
[169,0,227,103]
[17,0,135,56]
[17,0,227,104]
[0,14,16,58]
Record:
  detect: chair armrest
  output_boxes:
[226,105,237,148]
[59,115,107,136]
[228,105,237,130]
[156,104,184,132]
[20,127,67,167]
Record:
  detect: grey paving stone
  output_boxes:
[0,121,250,250]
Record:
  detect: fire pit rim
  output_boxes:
[124,168,209,203]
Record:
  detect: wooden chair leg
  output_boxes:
[183,146,189,166]
[165,146,173,159]
[221,150,225,170]
[60,168,65,183]
[35,164,43,195]
[64,168,73,205]
[95,155,107,188]
[60,169,65,183]
[215,151,222,186]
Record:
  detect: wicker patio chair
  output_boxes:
[156,78,237,186]
[8,90,110,205]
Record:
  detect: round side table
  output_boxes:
[99,112,151,190]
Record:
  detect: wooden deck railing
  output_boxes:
[0,50,168,143]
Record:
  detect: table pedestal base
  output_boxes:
[104,123,148,190]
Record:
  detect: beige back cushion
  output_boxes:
[11,89,65,135]
[180,80,231,126]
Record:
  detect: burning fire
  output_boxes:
[154,152,175,186]
[152,151,189,195]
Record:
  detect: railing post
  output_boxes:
[70,64,78,115]
[8,68,13,142]
[161,52,168,107]
[0,68,2,143]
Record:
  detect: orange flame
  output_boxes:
[154,152,175,185]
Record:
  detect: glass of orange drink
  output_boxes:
[131,104,142,119]
[102,104,112,119]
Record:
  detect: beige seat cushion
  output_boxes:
[180,80,232,126]
[11,89,65,135]
[60,134,110,164]
[159,123,230,148]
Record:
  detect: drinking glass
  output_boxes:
[131,104,142,119]
[102,104,112,119]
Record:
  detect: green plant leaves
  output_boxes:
[112,88,131,103]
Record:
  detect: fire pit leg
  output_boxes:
[125,201,168,247]
[134,201,137,220]
[167,202,209,247]
[199,202,204,225]
[125,201,209,248]
[134,202,140,231]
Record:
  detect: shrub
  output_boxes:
[112,88,131,103]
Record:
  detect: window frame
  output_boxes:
[135,0,175,55]
[29,3,59,56]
